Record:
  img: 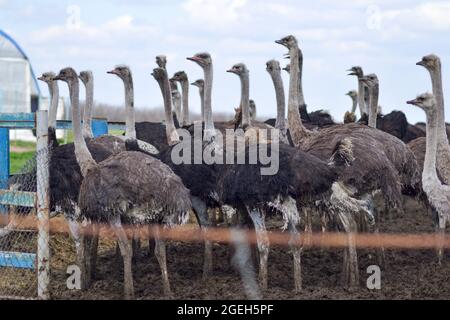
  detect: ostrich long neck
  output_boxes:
[161,76,179,145]
[181,80,191,126]
[123,76,137,139]
[269,69,286,130]
[298,51,306,108]
[351,95,357,114]
[82,79,94,139]
[48,81,59,130]
[357,77,367,117]
[199,86,205,121]
[240,72,251,128]
[430,64,448,146]
[423,108,439,181]
[368,84,379,128]
[288,44,310,147]
[69,79,96,176]
[203,64,216,140]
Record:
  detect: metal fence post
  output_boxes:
[36,111,50,300]
[91,118,108,138]
[0,127,10,214]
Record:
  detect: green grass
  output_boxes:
[10,151,36,174]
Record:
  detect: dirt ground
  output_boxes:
[41,197,450,300]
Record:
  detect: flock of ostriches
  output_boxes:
[15,35,450,299]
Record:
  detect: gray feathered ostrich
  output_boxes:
[38,72,60,147]
[407,93,450,263]
[79,70,128,154]
[107,65,168,153]
[348,66,370,118]
[276,35,420,286]
[55,67,191,299]
[344,90,358,124]
[191,79,205,121]
[171,71,191,127]
[416,54,450,185]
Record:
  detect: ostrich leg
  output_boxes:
[247,207,269,291]
[284,196,302,292]
[111,219,134,300]
[437,214,447,265]
[154,227,172,297]
[337,212,359,288]
[191,196,213,279]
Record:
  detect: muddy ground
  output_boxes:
[1,197,449,300]
[39,197,449,300]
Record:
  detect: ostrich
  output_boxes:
[348,66,370,118]
[276,35,420,286]
[191,79,205,121]
[171,71,191,127]
[107,65,168,153]
[417,54,450,185]
[265,60,288,141]
[170,79,183,124]
[37,72,59,147]
[282,63,335,129]
[344,90,358,124]
[78,71,94,139]
[407,93,450,263]
[55,67,191,299]
[225,60,373,291]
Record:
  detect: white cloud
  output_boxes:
[182,0,248,26]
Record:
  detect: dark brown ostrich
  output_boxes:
[225,60,371,292]
[55,67,191,299]
[276,35,420,287]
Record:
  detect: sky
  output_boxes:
[1,0,450,123]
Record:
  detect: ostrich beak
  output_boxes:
[406,99,417,106]
[107,70,117,75]
[37,76,44,81]
[187,56,201,63]
[416,61,425,67]
[275,39,283,45]
[226,69,235,74]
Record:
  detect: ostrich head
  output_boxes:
[187,52,212,68]
[227,63,249,77]
[107,65,132,82]
[417,54,440,71]
[346,90,357,98]
[360,73,378,89]
[37,72,56,84]
[275,35,298,50]
[407,93,436,112]
[191,79,204,89]
[151,67,167,84]
[54,67,78,84]
[266,60,281,74]
[283,64,291,74]
[171,71,188,83]
[79,70,93,85]
[156,55,167,69]
[347,66,364,77]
